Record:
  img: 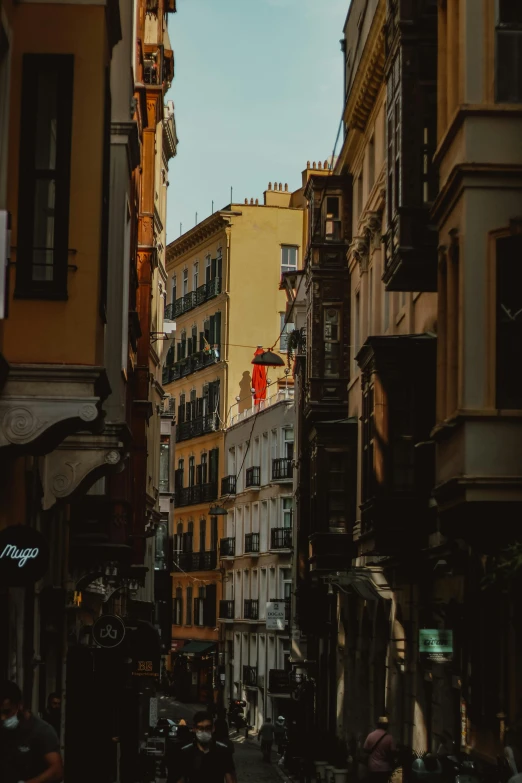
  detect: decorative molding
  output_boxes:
[362,211,383,250]
[343,2,386,133]
[349,235,370,272]
[39,423,131,510]
[0,365,109,451]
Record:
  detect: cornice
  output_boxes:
[166,211,241,262]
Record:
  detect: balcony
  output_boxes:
[271,527,292,550]
[219,600,235,620]
[220,537,235,558]
[221,475,237,495]
[201,550,217,570]
[176,482,218,508]
[244,599,259,620]
[272,457,293,481]
[180,551,217,571]
[176,414,218,443]
[382,208,438,292]
[162,348,220,385]
[268,669,292,695]
[173,552,192,572]
[168,278,222,320]
[245,466,261,488]
[269,597,290,624]
[243,665,257,687]
[244,533,260,554]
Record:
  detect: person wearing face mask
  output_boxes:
[0,680,63,783]
[167,710,236,783]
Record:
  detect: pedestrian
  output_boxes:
[362,716,396,783]
[42,692,62,736]
[214,710,230,743]
[258,717,276,763]
[167,710,236,783]
[0,679,63,783]
[274,716,286,755]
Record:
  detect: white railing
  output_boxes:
[229,388,294,426]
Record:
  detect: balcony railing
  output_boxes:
[167,278,222,320]
[245,466,261,488]
[174,551,216,572]
[219,600,235,619]
[270,597,291,624]
[176,414,218,443]
[244,599,259,620]
[272,457,293,480]
[243,665,257,687]
[244,533,260,554]
[220,537,235,557]
[162,348,220,385]
[200,550,217,570]
[230,388,294,426]
[176,482,218,507]
[270,527,292,550]
[221,475,237,495]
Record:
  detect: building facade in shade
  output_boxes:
[165,185,305,701]
[219,386,294,730]
[0,0,176,777]
[286,0,522,770]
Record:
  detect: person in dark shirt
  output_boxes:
[167,710,236,783]
[42,694,61,737]
[0,680,63,783]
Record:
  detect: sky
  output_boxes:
[165,0,348,242]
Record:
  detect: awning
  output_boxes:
[178,641,216,655]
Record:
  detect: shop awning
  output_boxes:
[178,641,216,655]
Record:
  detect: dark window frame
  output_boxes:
[15,54,74,300]
[495,0,522,103]
[496,234,522,408]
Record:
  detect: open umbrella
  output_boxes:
[252,347,267,403]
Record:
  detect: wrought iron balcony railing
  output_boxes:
[244,599,259,620]
[219,600,235,619]
[272,457,293,480]
[270,527,292,550]
[167,278,222,320]
[176,414,218,443]
[162,348,220,385]
[220,537,235,557]
[244,533,260,554]
[245,466,261,488]
[221,475,237,495]
[176,482,218,507]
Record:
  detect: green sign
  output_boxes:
[419,629,453,662]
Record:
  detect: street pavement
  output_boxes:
[156,697,286,782]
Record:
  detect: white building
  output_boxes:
[220,386,295,729]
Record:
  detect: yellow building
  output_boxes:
[164,184,304,701]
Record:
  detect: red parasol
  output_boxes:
[251,348,267,403]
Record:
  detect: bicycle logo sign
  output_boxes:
[92,614,126,648]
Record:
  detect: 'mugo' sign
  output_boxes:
[0,525,49,586]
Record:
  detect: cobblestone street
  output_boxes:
[231,733,285,783]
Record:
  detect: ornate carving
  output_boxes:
[349,235,370,272]
[3,407,47,444]
[79,404,98,422]
[363,211,383,249]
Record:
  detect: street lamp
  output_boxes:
[209,505,228,516]
[251,349,285,367]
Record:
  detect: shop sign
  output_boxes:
[419,629,453,662]
[0,525,49,586]
[92,614,126,649]
[266,601,285,631]
[130,621,161,678]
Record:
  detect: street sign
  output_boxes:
[419,629,453,662]
[92,614,126,649]
[266,601,286,630]
[0,525,49,587]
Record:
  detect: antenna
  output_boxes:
[195,212,198,225]
[212,200,214,214]
[230,186,233,203]
[179,223,182,236]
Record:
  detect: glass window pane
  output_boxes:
[32,178,55,281]
[35,70,58,170]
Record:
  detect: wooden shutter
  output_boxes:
[214,311,222,351]
[209,448,219,484]
[203,584,217,627]
[209,315,215,345]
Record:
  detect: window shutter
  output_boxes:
[199,331,205,350]
[209,448,219,483]
[196,464,202,485]
[209,315,215,346]
[217,255,223,279]
[194,597,199,625]
[214,311,222,351]
[203,584,217,627]
[176,342,181,361]
[211,256,217,279]
[196,397,204,419]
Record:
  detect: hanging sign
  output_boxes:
[419,629,453,662]
[266,601,286,631]
[130,621,161,677]
[92,614,126,649]
[0,525,49,586]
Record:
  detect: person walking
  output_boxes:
[167,710,236,783]
[42,693,61,737]
[0,680,63,783]
[258,717,276,763]
[363,716,396,783]
[274,716,286,756]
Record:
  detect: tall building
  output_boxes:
[220,385,294,730]
[165,184,305,702]
[0,0,177,776]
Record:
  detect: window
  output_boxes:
[496,0,522,103]
[357,173,363,218]
[182,268,188,295]
[324,196,342,241]
[387,59,401,223]
[201,452,208,484]
[211,516,218,551]
[324,307,341,377]
[159,434,170,492]
[390,386,415,491]
[282,498,293,528]
[496,235,522,407]
[188,456,195,487]
[171,274,177,303]
[361,378,375,502]
[354,293,360,369]
[281,245,298,275]
[193,261,199,291]
[280,313,295,352]
[174,587,183,625]
[283,427,294,460]
[174,522,183,559]
[195,587,205,626]
[369,266,374,334]
[328,451,348,532]
[384,289,390,331]
[199,518,206,552]
[368,135,375,191]
[154,521,168,570]
[205,254,211,283]
[16,55,74,299]
[186,586,193,625]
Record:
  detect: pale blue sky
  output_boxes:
[165,0,348,242]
